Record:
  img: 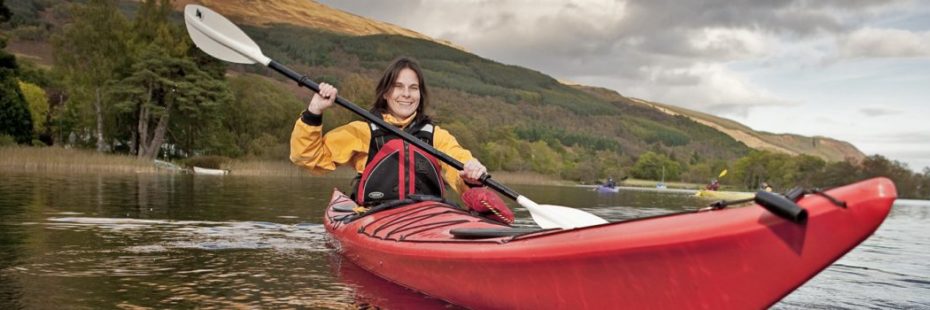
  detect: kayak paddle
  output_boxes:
[182,5,607,229]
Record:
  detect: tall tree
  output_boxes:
[130,0,184,54]
[18,80,47,136]
[0,35,34,144]
[1,0,10,22]
[225,74,304,158]
[0,75,34,144]
[631,151,681,181]
[52,0,131,152]
[108,0,232,159]
[110,46,231,159]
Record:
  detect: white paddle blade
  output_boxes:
[517,196,608,229]
[535,205,609,229]
[183,5,270,65]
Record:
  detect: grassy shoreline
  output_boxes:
[0,146,575,186]
[1,146,717,189]
[1,146,159,174]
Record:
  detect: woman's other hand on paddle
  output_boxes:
[460,159,487,185]
[307,83,338,115]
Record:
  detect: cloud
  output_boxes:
[316,0,928,171]
[318,1,912,75]
[621,63,796,116]
[859,107,904,117]
[689,28,773,60]
[318,2,918,117]
[857,131,930,144]
[838,28,930,59]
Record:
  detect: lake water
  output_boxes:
[0,172,927,309]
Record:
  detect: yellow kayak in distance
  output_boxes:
[694,189,755,200]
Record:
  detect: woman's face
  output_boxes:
[384,68,420,120]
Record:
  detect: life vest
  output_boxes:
[353,119,446,205]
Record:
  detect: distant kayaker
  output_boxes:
[760,182,773,192]
[605,177,617,188]
[289,57,513,224]
[706,179,720,191]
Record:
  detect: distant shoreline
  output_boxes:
[1,146,721,190]
[0,146,588,186]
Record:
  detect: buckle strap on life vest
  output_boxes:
[368,120,434,161]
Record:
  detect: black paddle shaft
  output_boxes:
[268,61,520,200]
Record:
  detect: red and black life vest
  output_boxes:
[352,119,446,205]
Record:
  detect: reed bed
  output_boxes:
[1,146,635,187]
[0,146,158,174]
[225,160,356,178]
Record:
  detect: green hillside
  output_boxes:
[240,24,751,179]
[0,0,768,183]
[637,98,865,162]
[6,0,928,199]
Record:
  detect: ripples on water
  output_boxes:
[6,217,356,308]
[775,201,930,309]
[1,173,928,309]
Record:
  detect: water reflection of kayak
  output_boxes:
[330,253,456,309]
[595,185,620,193]
[324,177,896,309]
[192,166,229,175]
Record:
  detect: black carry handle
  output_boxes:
[754,191,808,223]
[268,61,520,200]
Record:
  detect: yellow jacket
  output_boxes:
[290,112,475,194]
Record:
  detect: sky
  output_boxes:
[317,0,930,172]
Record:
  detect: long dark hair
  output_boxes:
[370,57,431,124]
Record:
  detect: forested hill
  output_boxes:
[571,85,866,163]
[171,0,864,162]
[3,0,884,187]
[170,0,462,50]
[236,23,756,180]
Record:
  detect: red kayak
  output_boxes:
[324,177,896,309]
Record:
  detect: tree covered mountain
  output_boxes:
[175,0,864,160]
[7,0,927,200]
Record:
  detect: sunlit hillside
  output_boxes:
[170,0,863,163]
[628,96,865,163]
[4,0,893,191]
[169,0,462,50]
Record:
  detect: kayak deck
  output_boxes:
[324,178,896,309]
[327,192,542,243]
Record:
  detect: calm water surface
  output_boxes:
[0,172,927,309]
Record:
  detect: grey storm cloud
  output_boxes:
[839,28,930,59]
[318,0,892,62]
[317,0,918,113]
[317,0,907,67]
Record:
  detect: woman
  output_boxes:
[290,57,512,223]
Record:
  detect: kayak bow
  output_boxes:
[325,177,896,309]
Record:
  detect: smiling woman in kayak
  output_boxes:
[289,57,513,223]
